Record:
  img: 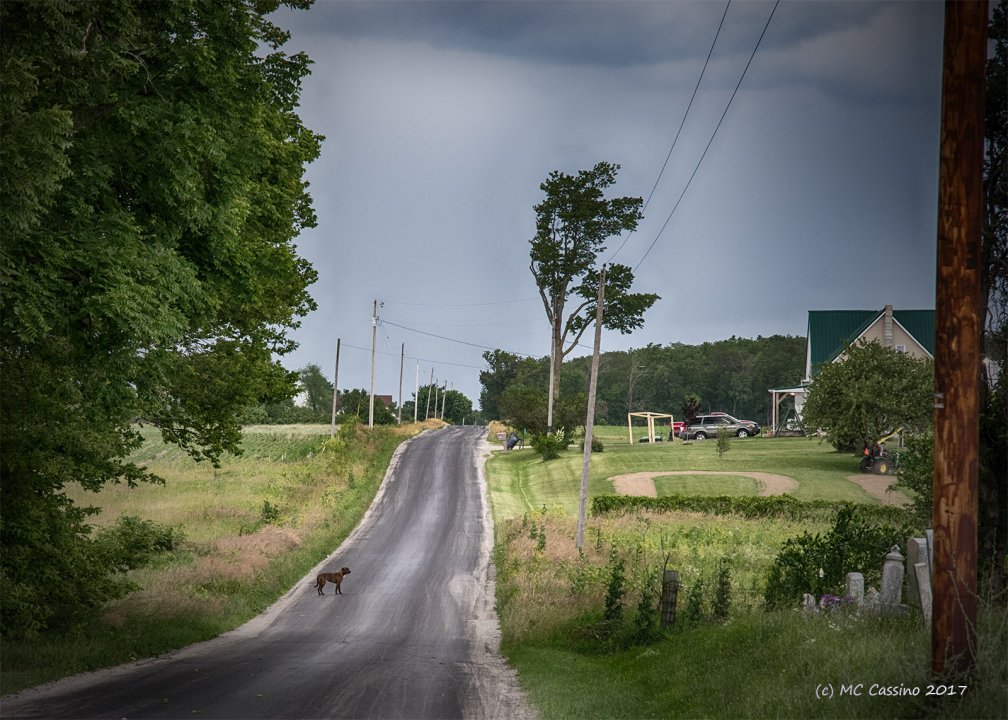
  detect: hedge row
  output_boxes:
[590,493,907,524]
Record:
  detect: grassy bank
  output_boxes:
[487,427,1007,719]
[1,420,442,695]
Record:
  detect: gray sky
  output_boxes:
[271,0,944,411]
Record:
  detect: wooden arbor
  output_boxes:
[627,411,675,444]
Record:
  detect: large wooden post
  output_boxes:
[932,0,986,678]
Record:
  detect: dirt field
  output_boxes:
[610,471,798,497]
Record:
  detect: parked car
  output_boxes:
[679,412,761,440]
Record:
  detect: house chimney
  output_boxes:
[884,304,894,348]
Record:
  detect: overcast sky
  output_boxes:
[269,0,944,411]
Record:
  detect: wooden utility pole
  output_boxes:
[577,266,606,550]
[330,338,341,438]
[397,343,404,425]
[932,0,986,679]
[368,299,378,429]
[441,383,447,420]
[414,361,419,423]
[424,368,434,420]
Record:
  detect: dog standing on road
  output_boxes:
[315,567,351,595]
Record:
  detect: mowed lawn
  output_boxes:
[487,430,881,520]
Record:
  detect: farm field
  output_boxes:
[484,426,1006,720]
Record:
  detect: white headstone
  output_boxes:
[880,545,905,610]
[845,572,865,606]
[914,562,933,624]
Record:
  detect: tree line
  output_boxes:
[245,364,477,426]
[480,334,806,430]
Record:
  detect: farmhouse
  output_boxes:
[768,305,935,436]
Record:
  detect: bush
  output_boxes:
[579,436,604,452]
[94,515,184,573]
[716,427,732,458]
[531,431,567,461]
[764,505,913,609]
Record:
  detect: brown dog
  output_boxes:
[315,567,351,595]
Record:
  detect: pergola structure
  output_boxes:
[768,386,806,436]
[627,411,675,444]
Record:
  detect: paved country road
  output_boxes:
[3,426,534,720]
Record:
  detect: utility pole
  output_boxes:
[932,0,986,679]
[425,368,434,419]
[577,266,606,550]
[330,338,341,438]
[397,343,404,425]
[368,299,378,429]
[414,361,419,423]
[441,383,447,420]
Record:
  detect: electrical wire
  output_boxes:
[633,0,780,272]
[607,0,731,264]
[380,319,542,359]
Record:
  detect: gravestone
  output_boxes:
[914,562,933,624]
[845,572,865,606]
[906,537,929,609]
[801,593,817,615]
[880,545,905,611]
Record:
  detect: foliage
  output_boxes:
[530,431,568,461]
[590,493,906,525]
[681,393,702,425]
[801,340,934,451]
[94,516,184,573]
[716,427,732,459]
[601,548,626,628]
[528,162,659,421]
[893,432,934,528]
[580,436,604,453]
[336,388,396,425]
[763,505,914,610]
[0,0,320,638]
[499,384,547,433]
[713,559,733,622]
[298,364,334,419]
[479,335,804,426]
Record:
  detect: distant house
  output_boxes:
[769,305,935,435]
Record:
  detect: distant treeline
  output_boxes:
[480,335,805,426]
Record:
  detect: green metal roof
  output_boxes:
[807,308,934,376]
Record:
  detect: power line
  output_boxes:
[608,0,732,264]
[380,319,543,359]
[383,297,537,308]
[633,0,780,272]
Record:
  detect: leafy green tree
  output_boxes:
[529,162,659,427]
[498,384,548,434]
[0,0,320,637]
[338,389,395,425]
[801,340,934,451]
[681,394,702,425]
[479,349,545,419]
[298,363,334,420]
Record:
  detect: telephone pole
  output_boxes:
[414,361,419,423]
[368,299,378,429]
[424,368,434,419]
[397,343,404,425]
[330,338,341,438]
[577,266,605,550]
[932,0,986,678]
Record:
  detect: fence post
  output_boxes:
[660,570,680,629]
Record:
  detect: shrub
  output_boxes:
[94,515,184,573]
[530,431,567,461]
[764,504,913,609]
[716,427,732,458]
[579,436,604,453]
[713,559,732,621]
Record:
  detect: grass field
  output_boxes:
[1,420,442,695]
[486,426,1007,720]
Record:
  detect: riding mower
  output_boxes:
[859,429,902,475]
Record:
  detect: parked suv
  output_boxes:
[679,412,760,440]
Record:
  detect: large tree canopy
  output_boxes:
[0,0,321,636]
[529,162,659,427]
[801,340,934,451]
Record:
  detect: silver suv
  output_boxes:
[679,412,760,440]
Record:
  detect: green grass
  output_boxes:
[486,426,1007,720]
[1,421,438,695]
[487,433,878,520]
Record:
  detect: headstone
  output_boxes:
[906,537,929,609]
[880,545,905,611]
[926,528,934,571]
[801,592,817,615]
[914,562,933,624]
[845,572,865,606]
[865,587,881,612]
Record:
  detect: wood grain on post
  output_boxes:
[932,0,986,678]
